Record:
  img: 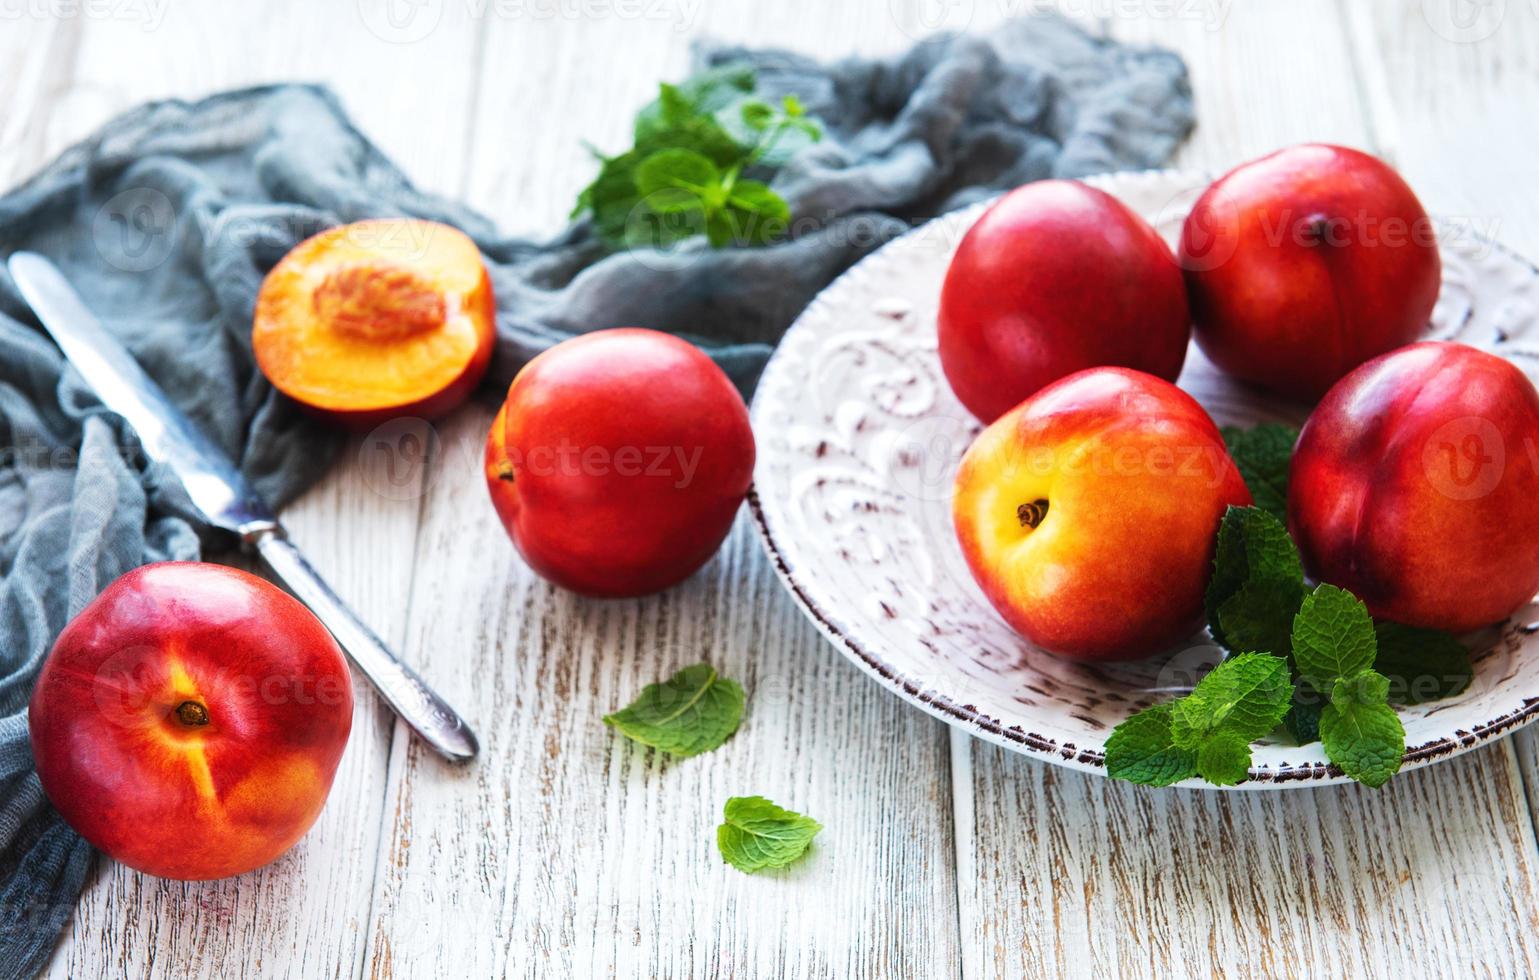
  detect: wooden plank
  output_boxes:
[0,14,83,189]
[1344,0,1539,847]
[954,3,1539,977]
[362,6,963,977]
[38,2,484,977]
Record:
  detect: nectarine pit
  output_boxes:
[311,262,446,341]
[1017,499,1049,529]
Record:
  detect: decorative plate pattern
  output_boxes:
[749,169,1539,789]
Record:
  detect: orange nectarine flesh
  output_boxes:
[254,219,495,425]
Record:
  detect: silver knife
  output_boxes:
[7,252,478,762]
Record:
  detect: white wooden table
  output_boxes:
[7,1,1539,976]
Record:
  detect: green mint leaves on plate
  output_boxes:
[1373,621,1474,704]
[1221,422,1298,524]
[1107,426,1475,790]
[1106,653,1291,787]
[603,663,745,757]
[1291,585,1405,787]
[572,66,822,251]
[1205,503,1305,658]
[717,796,822,874]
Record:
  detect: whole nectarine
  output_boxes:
[1180,144,1441,401]
[952,367,1251,661]
[29,563,353,880]
[938,180,1190,423]
[484,329,754,597]
[1290,342,1539,632]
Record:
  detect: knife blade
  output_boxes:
[8,251,478,762]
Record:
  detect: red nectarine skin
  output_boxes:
[938,180,1191,423]
[1290,342,1539,632]
[1181,144,1441,401]
[28,563,353,880]
[952,368,1251,661]
[483,328,755,598]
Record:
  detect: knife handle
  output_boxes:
[254,529,479,761]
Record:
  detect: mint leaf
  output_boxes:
[1108,654,1288,788]
[1319,670,1405,788]
[1195,734,1253,786]
[1331,668,1391,706]
[574,67,820,251]
[1104,703,1198,787]
[634,148,717,200]
[1170,652,1292,746]
[717,796,822,873]
[1283,685,1324,745]
[1291,585,1376,690]
[740,99,774,131]
[724,179,789,244]
[1206,506,1305,655]
[1374,621,1473,705]
[1290,592,1408,787]
[604,664,745,757]
[1215,582,1300,663]
[1221,424,1298,523]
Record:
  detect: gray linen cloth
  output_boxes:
[0,16,1192,977]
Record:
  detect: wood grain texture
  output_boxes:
[364,7,964,975]
[362,411,960,979]
[34,2,482,976]
[953,2,1539,977]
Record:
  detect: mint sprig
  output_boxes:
[1105,653,1290,787]
[603,663,745,757]
[1221,423,1298,524]
[1319,670,1405,788]
[1206,505,1305,657]
[1290,585,1406,787]
[573,68,821,251]
[716,796,822,874]
[1108,504,1470,790]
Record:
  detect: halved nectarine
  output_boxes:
[254,219,496,428]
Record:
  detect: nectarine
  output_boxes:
[938,180,1190,423]
[484,329,754,597]
[1180,144,1441,401]
[1290,342,1539,632]
[29,563,353,880]
[952,367,1251,661]
[254,218,496,428]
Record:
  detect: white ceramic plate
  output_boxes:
[749,169,1539,788]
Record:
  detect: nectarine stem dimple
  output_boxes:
[311,262,447,341]
[1017,499,1049,529]
[1301,212,1333,247]
[175,700,210,727]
